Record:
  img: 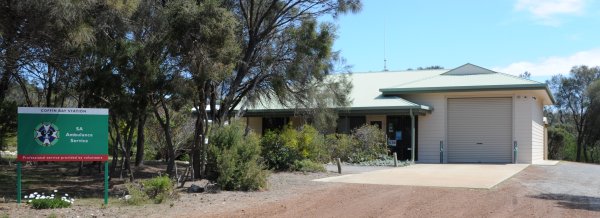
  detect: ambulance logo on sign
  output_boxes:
[33,123,60,146]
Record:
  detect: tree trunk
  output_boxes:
[153,99,176,177]
[576,135,583,162]
[121,118,136,182]
[191,105,204,179]
[109,116,121,180]
[135,112,147,166]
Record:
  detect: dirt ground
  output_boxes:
[1,162,599,217]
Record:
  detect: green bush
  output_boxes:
[324,133,355,162]
[125,175,174,205]
[208,121,268,191]
[351,124,388,162]
[124,183,149,205]
[142,175,174,204]
[261,124,326,171]
[30,198,71,209]
[261,130,297,171]
[291,159,326,172]
[324,124,387,163]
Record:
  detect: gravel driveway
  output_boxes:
[220,161,600,217]
[516,162,600,211]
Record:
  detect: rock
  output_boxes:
[205,183,221,194]
[187,184,204,193]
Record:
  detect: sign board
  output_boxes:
[17,107,109,162]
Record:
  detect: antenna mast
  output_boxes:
[383,14,388,71]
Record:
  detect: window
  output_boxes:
[262,117,288,133]
[337,116,366,134]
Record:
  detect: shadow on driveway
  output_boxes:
[530,193,600,211]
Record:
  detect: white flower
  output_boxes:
[35,197,39,199]
[65,194,68,197]
[24,196,28,199]
[54,190,58,193]
[33,192,38,195]
[28,200,32,203]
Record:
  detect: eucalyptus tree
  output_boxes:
[549,66,600,162]
[162,0,240,178]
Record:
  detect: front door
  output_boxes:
[387,116,417,160]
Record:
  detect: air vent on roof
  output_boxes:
[442,63,497,75]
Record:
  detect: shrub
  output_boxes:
[208,121,268,191]
[324,124,387,163]
[142,175,174,204]
[351,124,388,162]
[124,183,149,205]
[261,124,326,171]
[291,159,326,172]
[261,130,297,171]
[30,198,71,209]
[324,133,355,162]
[124,175,175,205]
[25,190,74,209]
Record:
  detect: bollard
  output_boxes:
[440,141,444,163]
[393,152,398,167]
[514,141,518,163]
[336,158,342,174]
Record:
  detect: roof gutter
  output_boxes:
[380,84,555,104]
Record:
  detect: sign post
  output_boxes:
[17,107,109,204]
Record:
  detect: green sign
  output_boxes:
[17,107,109,162]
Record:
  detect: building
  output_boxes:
[244,63,554,164]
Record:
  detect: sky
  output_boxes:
[327,0,600,82]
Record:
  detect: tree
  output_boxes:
[407,65,444,71]
[549,65,600,162]
[190,0,361,178]
[519,71,531,79]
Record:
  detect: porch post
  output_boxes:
[410,109,415,162]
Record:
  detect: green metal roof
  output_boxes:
[379,63,555,103]
[244,63,555,114]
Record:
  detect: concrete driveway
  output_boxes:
[314,164,529,189]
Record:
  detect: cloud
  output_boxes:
[493,48,600,76]
[514,0,586,25]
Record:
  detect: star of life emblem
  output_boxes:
[33,122,60,146]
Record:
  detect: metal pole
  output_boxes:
[393,152,398,167]
[17,162,21,205]
[410,109,415,162]
[104,161,108,205]
[440,141,444,163]
[513,141,518,164]
[336,158,342,174]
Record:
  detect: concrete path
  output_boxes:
[314,164,529,189]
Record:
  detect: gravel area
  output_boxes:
[2,161,599,217]
[515,162,600,211]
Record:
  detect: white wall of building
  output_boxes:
[405,90,547,164]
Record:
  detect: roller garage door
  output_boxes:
[447,98,512,163]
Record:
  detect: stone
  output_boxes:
[187,184,204,193]
[205,183,221,194]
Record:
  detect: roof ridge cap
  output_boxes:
[495,71,544,84]
[383,73,443,89]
